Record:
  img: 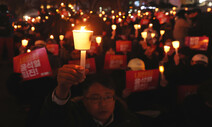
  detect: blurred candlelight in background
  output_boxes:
[50,35,54,39]
[96,36,102,46]
[172,41,180,55]
[59,35,64,41]
[22,39,28,47]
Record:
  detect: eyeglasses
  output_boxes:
[85,95,115,104]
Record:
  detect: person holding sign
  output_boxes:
[38,64,141,127]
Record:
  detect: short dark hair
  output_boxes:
[82,73,116,95]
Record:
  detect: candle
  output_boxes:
[103,17,107,21]
[50,35,54,39]
[73,26,93,50]
[141,32,147,42]
[134,24,139,30]
[73,27,93,72]
[160,30,165,36]
[111,10,114,14]
[149,23,153,28]
[159,65,165,79]
[27,49,31,53]
[22,39,28,47]
[96,36,102,45]
[172,41,180,55]
[134,24,139,38]
[31,26,35,31]
[59,35,64,41]
[151,33,155,38]
[164,45,170,54]
[111,24,116,39]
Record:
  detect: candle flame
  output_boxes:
[159,65,164,73]
[80,26,86,30]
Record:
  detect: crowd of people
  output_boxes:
[1,3,212,127]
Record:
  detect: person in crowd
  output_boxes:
[38,64,141,127]
[7,40,60,127]
[173,10,192,47]
[0,4,14,62]
[178,79,212,127]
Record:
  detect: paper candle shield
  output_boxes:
[73,30,93,50]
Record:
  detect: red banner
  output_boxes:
[116,40,132,52]
[104,55,127,70]
[46,44,59,55]
[68,58,96,74]
[126,69,159,92]
[140,18,150,25]
[13,47,52,81]
[185,36,209,51]
[156,12,169,24]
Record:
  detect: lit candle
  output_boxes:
[111,24,116,39]
[172,41,180,55]
[155,8,159,12]
[83,18,87,22]
[160,30,165,36]
[96,36,102,46]
[59,35,64,41]
[159,65,165,79]
[111,10,114,14]
[103,17,107,21]
[149,23,153,28]
[99,13,102,18]
[50,35,54,39]
[31,26,35,31]
[73,27,93,72]
[164,45,170,56]
[134,24,139,38]
[22,39,28,47]
[141,32,147,42]
[151,33,155,38]
[207,8,211,12]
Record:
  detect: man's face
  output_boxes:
[83,83,115,124]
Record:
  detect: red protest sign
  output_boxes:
[46,44,59,55]
[126,69,159,92]
[68,58,96,74]
[185,36,209,51]
[13,47,52,81]
[104,55,127,70]
[140,18,150,25]
[87,42,98,54]
[116,40,132,52]
[156,12,169,24]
